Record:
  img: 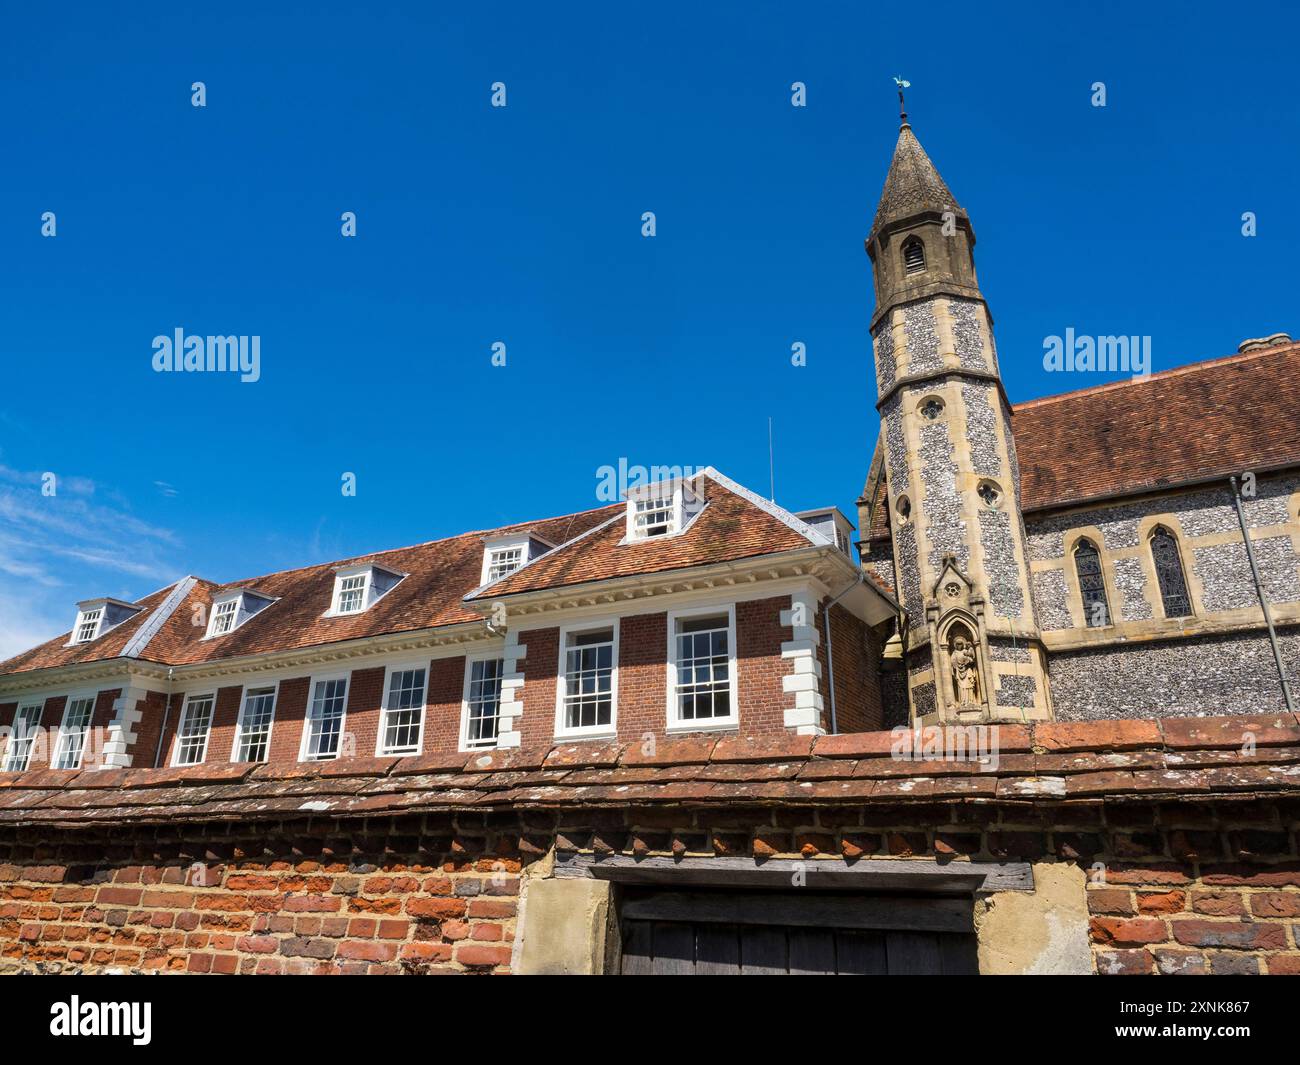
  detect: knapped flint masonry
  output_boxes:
[2,109,1299,975]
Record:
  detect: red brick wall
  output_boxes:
[615,612,668,741]
[267,678,310,764]
[0,814,520,974]
[344,667,385,758]
[6,798,1298,975]
[206,686,244,765]
[816,603,883,733]
[517,626,559,746]
[736,596,792,734]
[126,690,172,770]
[422,656,468,751]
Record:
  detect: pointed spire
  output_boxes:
[869,122,967,239]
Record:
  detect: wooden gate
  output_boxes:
[618,889,979,975]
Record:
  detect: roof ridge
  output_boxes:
[1013,340,1300,411]
[702,467,834,547]
[121,576,200,659]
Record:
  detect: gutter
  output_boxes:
[152,667,175,768]
[1229,475,1295,713]
[823,573,865,735]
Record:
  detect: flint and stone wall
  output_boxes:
[1027,474,1300,720]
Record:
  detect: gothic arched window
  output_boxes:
[1150,526,1191,618]
[902,237,926,275]
[1074,539,1109,627]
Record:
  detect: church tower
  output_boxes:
[864,101,1052,726]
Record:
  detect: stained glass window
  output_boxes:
[1150,526,1191,618]
[1074,539,1109,627]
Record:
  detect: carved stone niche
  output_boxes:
[923,556,994,722]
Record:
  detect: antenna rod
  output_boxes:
[768,417,775,502]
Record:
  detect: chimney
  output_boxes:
[1238,332,1292,353]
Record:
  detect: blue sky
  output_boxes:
[1,0,1296,657]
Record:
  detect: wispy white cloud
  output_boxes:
[0,465,182,660]
[0,463,95,497]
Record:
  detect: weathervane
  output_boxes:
[894,75,911,128]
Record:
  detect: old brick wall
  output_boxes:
[815,603,883,733]
[0,814,523,975]
[423,657,471,751]
[5,796,1299,974]
[736,596,794,733]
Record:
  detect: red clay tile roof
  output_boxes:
[1014,340,1300,512]
[472,475,816,599]
[0,471,835,678]
[0,507,618,676]
[0,585,175,676]
[865,340,1300,541]
[0,715,1296,825]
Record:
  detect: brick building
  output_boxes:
[2,113,1299,976]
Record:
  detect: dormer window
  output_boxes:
[478,532,556,586]
[75,608,102,644]
[204,588,276,638]
[68,598,142,646]
[625,479,706,543]
[325,563,405,617]
[903,236,926,275]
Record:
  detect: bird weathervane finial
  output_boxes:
[893,76,911,128]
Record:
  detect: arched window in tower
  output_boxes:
[1150,526,1191,618]
[902,237,926,275]
[1074,539,1109,627]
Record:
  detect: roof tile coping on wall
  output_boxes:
[1,714,1299,826]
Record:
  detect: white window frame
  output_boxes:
[299,673,350,761]
[4,701,46,772]
[554,618,620,740]
[52,692,98,770]
[206,594,242,638]
[171,692,217,767]
[375,662,429,756]
[460,651,507,752]
[74,607,103,644]
[486,544,525,581]
[230,682,278,763]
[666,602,739,733]
[334,572,369,615]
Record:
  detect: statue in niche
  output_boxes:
[949,629,982,708]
